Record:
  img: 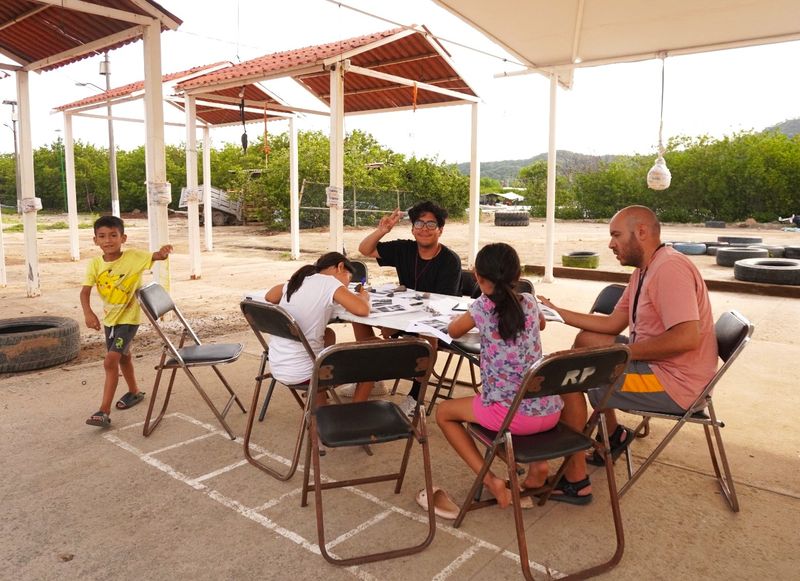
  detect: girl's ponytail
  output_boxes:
[285,251,354,301]
[475,243,524,341]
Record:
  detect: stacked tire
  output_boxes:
[715,247,768,267]
[734,258,800,285]
[494,212,530,227]
[562,251,599,269]
[0,316,80,373]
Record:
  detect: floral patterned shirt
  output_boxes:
[469,293,563,417]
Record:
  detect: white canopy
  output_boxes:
[435,0,800,279]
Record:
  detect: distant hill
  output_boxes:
[457,151,615,184]
[766,118,800,138]
[459,117,800,184]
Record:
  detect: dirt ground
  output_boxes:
[1,214,799,580]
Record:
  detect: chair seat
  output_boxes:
[469,421,593,463]
[166,343,243,367]
[450,336,480,355]
[316,400,413,447]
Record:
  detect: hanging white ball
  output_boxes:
[647,155,671,190]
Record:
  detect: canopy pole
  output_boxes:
[202,126,213,251]
[142,23,170,288]
[17,69,41,297]
[64,112,80,261]
[467,102,480,268]
[185,95,201,279]
[328,61,345,253]
[289,116,300,259]
[544,72,559,283]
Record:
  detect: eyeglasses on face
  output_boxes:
[413,220,439,230]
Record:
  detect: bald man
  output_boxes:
[538,205,718,504]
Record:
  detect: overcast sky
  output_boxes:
[1,0,799,164]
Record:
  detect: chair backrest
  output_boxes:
[138,281,176,320]
[350,260,368,284]
[515,278,533,294]
[715,310,753,364]
[494,345,629,437]
[240,299,316,361]
[459,269,480,298]
[590,283,626,315]
[310,338,434,402]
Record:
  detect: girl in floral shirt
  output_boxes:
[436,243,563,509]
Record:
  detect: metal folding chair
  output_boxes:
[136,282,246,439]
[589,283,626,315]
[301,338,436,566]
[240,299,349,481]
[453,345,631,580]
[619,310,754,511]
[349,260,368,284]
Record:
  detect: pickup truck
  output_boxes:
[178,185,242,226]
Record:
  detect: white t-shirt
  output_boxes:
[268,273,343,384]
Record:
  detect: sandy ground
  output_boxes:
[1,215,799,580]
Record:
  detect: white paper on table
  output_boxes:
[537,300,565,323]
[406,316,454,344]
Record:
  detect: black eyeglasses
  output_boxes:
[413,220,439,230]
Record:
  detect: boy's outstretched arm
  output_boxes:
[152,245,173,261]
[80,285,101,330]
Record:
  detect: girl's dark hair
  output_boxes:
[474,243,524,341]
[285,252,354,302]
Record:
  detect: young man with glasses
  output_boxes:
[537,205,717,504]
[354,200,461,414]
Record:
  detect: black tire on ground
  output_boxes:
[733,258,800,285]
[784,246,800,259]
[673,242,707,255]
[752,244,785,258]
[211,210,227,226]
[715,247,769,267]
[494,212,530,227]
[705,220,726,228]
[562,251,600,269]
[0,316,80,373]
[717,235,763,245]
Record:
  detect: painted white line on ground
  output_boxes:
[326,509,392,550]
[148,432,217,455]
[431,544,481,580]
[252,488,302,512]
[195,458,251,483]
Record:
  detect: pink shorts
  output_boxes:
[472,396,561,435]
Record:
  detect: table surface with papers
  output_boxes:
[243,283,563,345]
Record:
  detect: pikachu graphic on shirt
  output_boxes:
[96,268,132,305]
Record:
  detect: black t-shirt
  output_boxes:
[376,239,461,296]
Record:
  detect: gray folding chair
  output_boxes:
[453,345,631,580]
[136,282,246,439]
[301,338,436,566]
[619,310,754,511]
[590,283,626,315]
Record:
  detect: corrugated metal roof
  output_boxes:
[177,27,478,114]
[0,0,181,72]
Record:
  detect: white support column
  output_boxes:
[544,73,559,283]
[202,126,213,251]
[64,113,80,261]
[467,102,480,268]
[289,116,300,260]
[16,70,40,297]
[328,62,345,253]
[0,191,5,286]
[185,95,201,279]
[142,23,170,288]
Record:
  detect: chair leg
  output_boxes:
[619,415,688,498]
[211,364,247,414]
[182,367,238,439]
[142,354,178,437]
[258,378,277,422]
[704,402,739,512]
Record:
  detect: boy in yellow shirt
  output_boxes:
[80,216,172,427]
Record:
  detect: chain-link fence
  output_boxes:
[299,182,414,229]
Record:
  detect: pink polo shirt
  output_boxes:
[615,246,718,409]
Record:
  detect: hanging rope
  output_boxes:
[263,105,270,166]
[239,91,248,153]
[411,82,418,112]
[657,56,665,155]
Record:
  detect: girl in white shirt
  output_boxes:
[265,252,370,399]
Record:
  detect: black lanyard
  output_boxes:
[630,244,664,339]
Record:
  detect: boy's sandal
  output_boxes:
[587,425,634,466]
[115,391,145,410]
[85,411,111,428]
[537,476,593,506]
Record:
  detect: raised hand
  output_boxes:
[153,245,173,261]
[378,208,404,234]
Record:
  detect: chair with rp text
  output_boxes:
[136,282,246,439]
[453,345,631,580]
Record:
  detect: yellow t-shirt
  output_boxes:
[83,248,153,326]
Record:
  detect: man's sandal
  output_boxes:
[85,411,111,428]
[587,425,634,466]
[115,391,145,410]
[538,476,593,506]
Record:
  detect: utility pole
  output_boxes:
[100,52,119,217]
